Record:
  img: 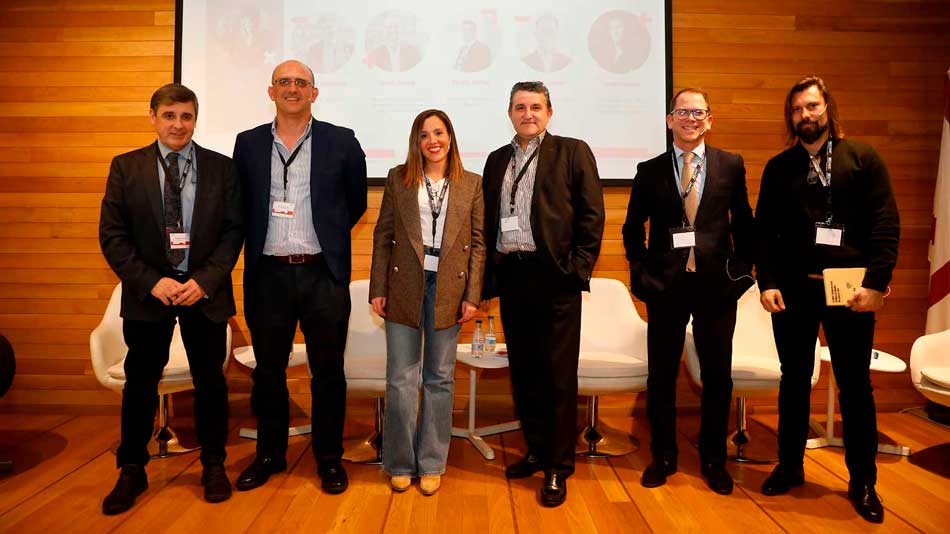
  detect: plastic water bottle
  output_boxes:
[472,320,484,358]
[485,316,497,354]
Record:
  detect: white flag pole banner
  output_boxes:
[926,67,950,334]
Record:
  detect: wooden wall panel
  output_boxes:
[0,0,946,414]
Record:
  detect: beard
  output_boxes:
[795,119,829,144]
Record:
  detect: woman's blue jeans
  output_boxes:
[383,271,461,476]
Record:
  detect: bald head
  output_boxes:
[268,60,319,120]
[271,60,315,86]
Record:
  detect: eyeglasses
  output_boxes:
[273,78,313,88]
[670,108,710,120]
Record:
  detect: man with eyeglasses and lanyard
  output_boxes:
[623,87,754,495]
[482,81,604,507]
[756,76,899,524]
[99,83,243,514]
[233,60,367,494]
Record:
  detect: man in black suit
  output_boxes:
[99,83,243,514]
[622,88,754,495]
[756,76,898,524]
[233,60,367,494]
[482,81,605,507]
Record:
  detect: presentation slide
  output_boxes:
[180,0,670,179]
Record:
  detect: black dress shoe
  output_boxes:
[761,464,805,496]
[102,464,148,515]
[202,464,232,503]
[236,456,286,491]
[540,472,567,507]
[318,460,348,494]
[640,459,677,488]
[701,463,734,495]
[848,481,884,524]
[505,453,543,479]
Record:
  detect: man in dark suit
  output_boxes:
[622,88,754,495]
[233,60,367,494]
[482,81,605,507]
[99,83,243,514]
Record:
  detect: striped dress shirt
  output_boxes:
[262,120,322,256]
[497,132,545,252]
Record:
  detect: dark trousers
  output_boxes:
[118,306,229,468]
[244,255,350,466]
[497,254,581,478]
[645,272,736,466]
[772,278,878,483]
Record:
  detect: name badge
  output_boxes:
[500,216,520,233]
[671,227,696,249]
[169,232,190,250]
[424,254,439,272]
[271,201,295,218]
[815,223,844,247]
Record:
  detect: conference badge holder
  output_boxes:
[815,222,844,247]
[671,226,696,249]
[272,200,296,219]
[500,216,520,233]
[168,231,190,250]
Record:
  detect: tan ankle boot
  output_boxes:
[420,475,441,495]
[391,476,411,492]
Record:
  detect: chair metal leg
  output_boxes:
[728,396,776,464]
[343,397,383,464]
[147,393,199,458]
[576,395,639,457]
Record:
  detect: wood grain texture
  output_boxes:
[0,410,947,532]
[0,0,941,415]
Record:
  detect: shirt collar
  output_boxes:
[271,117,314,149]
[157,140,194,160]
[673,141,705,161]
[510,130,546,152]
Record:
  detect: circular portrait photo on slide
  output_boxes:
[588,10,651,74]
[364,10,427,72]
[290,13,356,74]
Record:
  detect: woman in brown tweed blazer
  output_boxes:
[369,109,485,495]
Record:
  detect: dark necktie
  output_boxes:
[163,152,185,267]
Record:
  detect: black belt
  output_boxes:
[267,253,321,265]
[499,250,539,261]
[423,246,440,257]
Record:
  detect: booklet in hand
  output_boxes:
[822,267,866,306]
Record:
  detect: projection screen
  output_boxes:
[179,0,671,181]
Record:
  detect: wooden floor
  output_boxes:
[0,407,947,533]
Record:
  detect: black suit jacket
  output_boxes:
[234,118,367,286]
[622,145,754,302]
[481,133,605,299]
[99,142,244,322]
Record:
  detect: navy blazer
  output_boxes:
[233,118,367,286]
[481,133,605,299]
[99,142,244,323]
[622,145,755,303]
